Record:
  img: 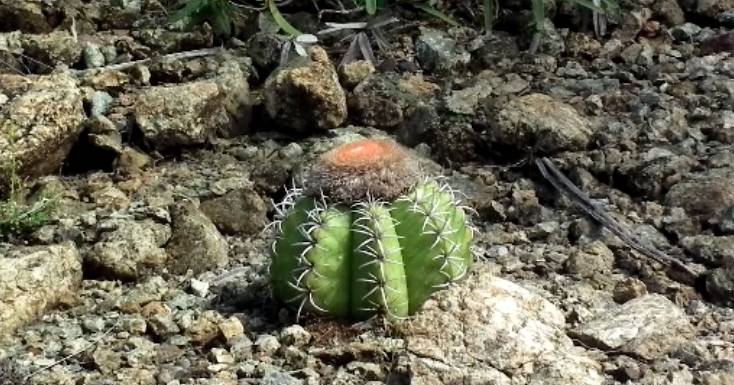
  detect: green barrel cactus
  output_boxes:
[269,139,475,320]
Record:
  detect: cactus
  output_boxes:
[269,139,475,320]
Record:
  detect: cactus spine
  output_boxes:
[269,139,474,320]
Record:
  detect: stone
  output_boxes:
[200,188,268,235]
[114,146,152,174]
[484,93,593,153]
[166,200,229,275]
[280,325,311,347]
[349,73,439,131]
[0,72,85,183]
[339,60,375,89]
[264,46,347,131]
[86,219,170,281]
[396,268,604,385]
[0,0,55,33]
[445,80,493,115]
[20,32,82,72]
[255,334,281,357]
[692,0,734,19]
[565,241,615,278]
[706,266,734,307]
[83,42,105,68]
[681,235,734,266]
[0,242,82,337]
[653,0,686,26]
[133,61,249,150]
[666,175,734,223]
[613,278,648,303]
[415,27,470,73]
[570,294,695,359]
[218,316,245,346]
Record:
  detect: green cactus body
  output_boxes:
[270,180,473,320]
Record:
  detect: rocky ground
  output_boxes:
[2,0,734,384]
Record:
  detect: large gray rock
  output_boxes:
[264,46,347,131]
[681,235,734,266]
[570,294,695,360]
[485,93,593,153]
[86,219,171,281]
[20,31,82,71]
[0,242,82,337]
[666,174,734,223]
[166,200,229,275]
[397,268,604,385]
[0,72,85,183]
[200,188,268,235]
[415,27,470,73]
[133,61,250,150]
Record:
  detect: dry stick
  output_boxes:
[72,47,224,77]
[534,157,699,283]
[22,319,121,384]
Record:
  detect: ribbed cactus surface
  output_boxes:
[270,179,474,320]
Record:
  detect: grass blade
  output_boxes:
[268,0,302,36]
[366,0,378,15]
[483,0,495,31]
[414,2,459,27]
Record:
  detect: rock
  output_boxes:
[619,153,695,199]
[83,42,105,68]
[396,268,604,385]
[690,0,734,19]
[653,0,686,26]
[445,80,493,115]
[264,46,347,131]
[339,60,375,89]
[280,325,311,347]
[665,174,734,223]
[681,235,734,266]
[246,32,282,72]
[261,370,301,385]
[613,278,648,303]
[133,61,250,150]
[218,316,245,346]
[484,93,593,153]
[200,188,268,235]
[415,27,470,73]
[86,115,123,155]
[20,32,82,72]
[86,219,170,281]
[565,241,615,278]
[349,73,439,131]
[166,200,229,275]
[0,72,85,183]
[570,294,695,359]
[254,334,281,356]
[0,242,82,337]
[114,146,152,174]
[0,0,55,33]
[706,265,734,307]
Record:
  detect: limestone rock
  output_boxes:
[570,294,695,359]
[0,72,85,183]
[264,46,347,131]
[166,200,229,275]
[86,219,171,281]
[397,269,604,385]
[485,93,593,153]
[0,242,82,337]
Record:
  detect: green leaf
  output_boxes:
[211,6,232,36]
[531,0,546,30]
[366,0,378,15]
[482,0,496,31]
[268,0,302,36]
[414,2,459,27]
[168,0,207,24]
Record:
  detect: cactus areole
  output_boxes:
[270,139,475,320]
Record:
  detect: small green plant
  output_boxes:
[168,0,237,37]
[0,156,56,241]
[269,139,475,320]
